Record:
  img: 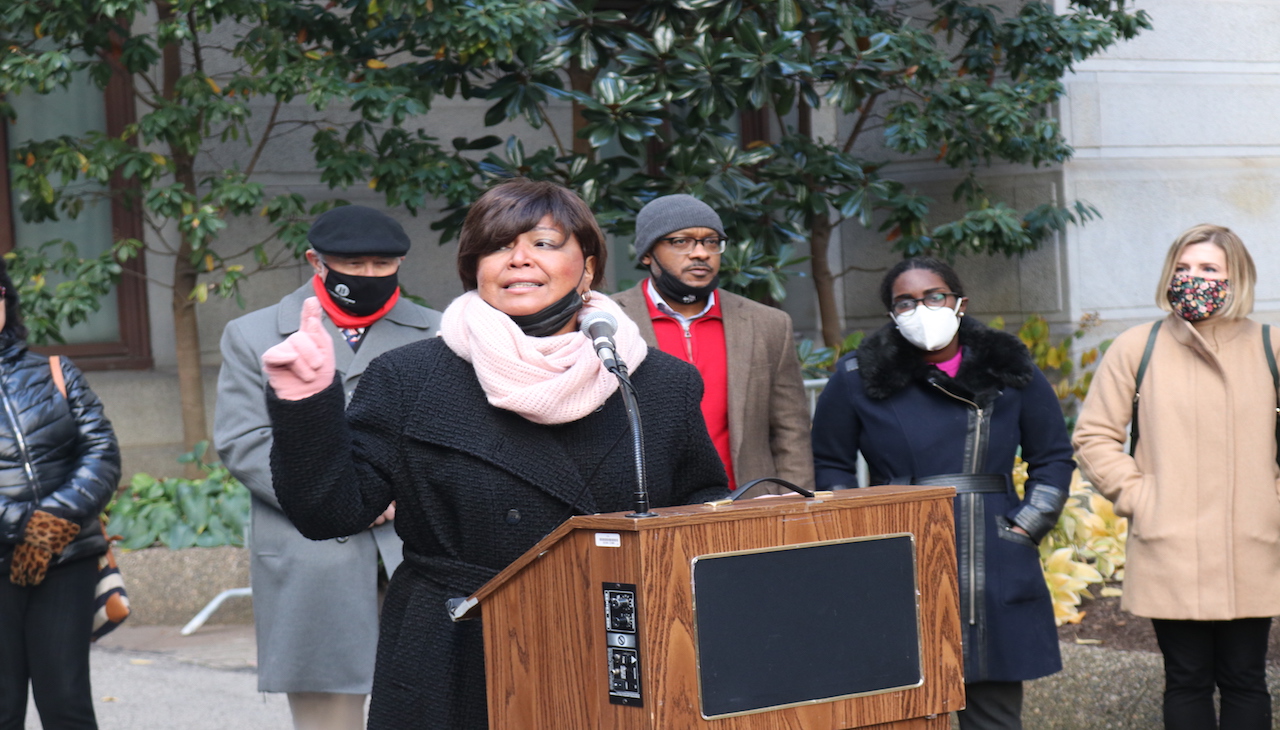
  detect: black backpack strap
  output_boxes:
[1264,325,1280,469]
[1129,320,1162,456]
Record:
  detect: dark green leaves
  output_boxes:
[105,442,250,551]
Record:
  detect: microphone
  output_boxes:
[580,310,621,373]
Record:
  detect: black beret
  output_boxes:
[307,205,411,257]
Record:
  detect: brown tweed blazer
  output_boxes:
[612,284,815,491]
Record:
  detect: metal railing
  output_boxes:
[803,378,829,416]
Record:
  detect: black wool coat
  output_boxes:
[812,318,1074,683]
[0,337,121,570]
[268,338,728,729]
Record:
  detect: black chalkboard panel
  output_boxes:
[691,534,921,718]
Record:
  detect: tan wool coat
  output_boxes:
[612,285,815,491]
[1074,313,1280,620]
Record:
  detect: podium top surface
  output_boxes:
[577,484,952,529]
[450,484,953,621]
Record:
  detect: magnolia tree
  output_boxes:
[379,0,1151,345]
[0,0,550,453]
[0,0,1148,451]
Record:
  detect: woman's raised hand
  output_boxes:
[261,297,336,400]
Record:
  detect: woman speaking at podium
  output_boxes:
[258,179,728,729]
[811,257,1074,730]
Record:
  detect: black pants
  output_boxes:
[0,555,99,730]
[956,680,1023,730]
[1151,617,1272,730]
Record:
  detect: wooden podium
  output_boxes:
[451,485,964,729]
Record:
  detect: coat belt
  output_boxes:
[881,472,1008,493]
[401,550,500,597]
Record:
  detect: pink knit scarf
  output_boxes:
[439,291,649,425]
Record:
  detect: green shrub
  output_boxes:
[105,442,250,550]
[796,331,864,379]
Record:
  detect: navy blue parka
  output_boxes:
[812,317,1073,683]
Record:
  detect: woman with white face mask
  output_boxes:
[812,257,1074,730]
[1075,224,1277,730]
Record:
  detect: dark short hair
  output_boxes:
[456,179,607,291]
[879,257,966,311]
[0,257,27,341]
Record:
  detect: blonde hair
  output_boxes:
[1156,224,1256,319]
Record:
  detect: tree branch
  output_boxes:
[243,98,281,178]
[537,102,567,157]
[842,92,881,154]
[117,265,176,290]
[834,262,888,279]
[143,218,179,255]
[187,10,204,74]
[215,227,294,262]
[132,85,160,111]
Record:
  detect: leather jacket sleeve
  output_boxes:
[0,495,30,544]
[1008,368,1074,542]
[35,358,121,521]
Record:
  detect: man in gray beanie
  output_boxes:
[612,194,814,494]
[214,205,441,730]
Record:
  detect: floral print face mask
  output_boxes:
[1167,274,1230,322]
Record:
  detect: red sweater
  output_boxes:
[643,282,735,489]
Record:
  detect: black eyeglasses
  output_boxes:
[658,236,728,255]
[891,291,961,315]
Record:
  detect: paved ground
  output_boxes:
[23,625,294,730]
[18,628,1280,729]
[1026,641,1280,729]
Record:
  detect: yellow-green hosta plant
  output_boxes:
[1014,461,1129,626]
[1044,547,1103,626]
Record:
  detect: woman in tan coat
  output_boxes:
[1074,224,1279,730]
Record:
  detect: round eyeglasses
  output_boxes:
[891,291,961,315]
[658,236,728,255]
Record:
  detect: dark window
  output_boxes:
[0,65,151,370]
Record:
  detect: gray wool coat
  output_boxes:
[214,282,440,693]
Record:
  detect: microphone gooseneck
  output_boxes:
[580,310,654,518]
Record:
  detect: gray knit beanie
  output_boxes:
[633,194,725,264]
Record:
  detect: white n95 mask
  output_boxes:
[893,303,963,352]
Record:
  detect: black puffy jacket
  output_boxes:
[0,336,121,570]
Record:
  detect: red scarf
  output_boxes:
[310,274,400,329]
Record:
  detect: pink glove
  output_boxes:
[262,297,336,400]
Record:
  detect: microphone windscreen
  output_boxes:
[579,310,618,338]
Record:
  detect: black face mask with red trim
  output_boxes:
[324,269,400,317]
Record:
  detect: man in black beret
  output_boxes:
[214,204,440,730]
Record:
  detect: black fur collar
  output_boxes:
[854,317,1036,400]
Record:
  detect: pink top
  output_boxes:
[934,349,963,378]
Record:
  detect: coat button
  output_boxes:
[336,536,349,543]
[505,509,521,525]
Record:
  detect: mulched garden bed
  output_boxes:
[1056,584,1280,665]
